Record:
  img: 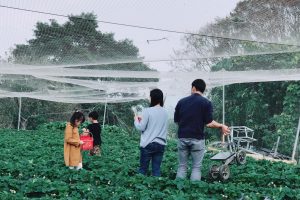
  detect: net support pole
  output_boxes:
[274,136,280,157]
[102,99,107,129]
[222,68,225,143]
[17,97,22,131]
[223,85,225,124]
[292,117,300,161]
[298,137,300,164]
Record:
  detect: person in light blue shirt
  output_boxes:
[134,88,168,177]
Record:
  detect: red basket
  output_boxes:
[80,134,94,150]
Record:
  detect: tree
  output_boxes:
[173,0,300,71]
[175,0,300,156]
[1,13,151,129]
[11,13,139,64]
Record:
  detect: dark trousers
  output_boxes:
[139,142,165,177]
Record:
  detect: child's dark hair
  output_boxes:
[88,111,99,120]
[150,88,164,107]
[70,111,85,126]
[192,79,206,93]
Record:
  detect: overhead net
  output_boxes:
[0,0,300,103]
[0,0,299,157]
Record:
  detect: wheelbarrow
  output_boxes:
[209,135,246,181]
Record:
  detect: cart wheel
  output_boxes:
[236,150,247,165]
[209,165,219,180]
[219,165,230,181]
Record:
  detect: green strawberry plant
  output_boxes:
[0,124,299,199]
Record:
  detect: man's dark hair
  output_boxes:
[88,111,99,120]
[150,88,164,107]
[70,111,85,126]
[192,79,206,93]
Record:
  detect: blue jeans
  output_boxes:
[176,138,206,181]
[139,142,165,177]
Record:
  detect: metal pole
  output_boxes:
[222,68,225,143]
[102,99,107,129]
[274,136,280,157]
[223,84,225,124]
[298,138,300,164]
[292,117,300,161]
[17,97,22,131]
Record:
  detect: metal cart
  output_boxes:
[209,135,247,181]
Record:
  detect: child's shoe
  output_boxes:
[76,162,83,170]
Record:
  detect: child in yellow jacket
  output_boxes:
[64,111,85,170]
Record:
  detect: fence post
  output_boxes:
[17,97,22,131]
[292,117,300,161]
[102,99,107,129]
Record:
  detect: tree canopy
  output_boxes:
[11,13,141,65]
[176,0,300,157]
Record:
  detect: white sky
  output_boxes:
[0,0,240,70]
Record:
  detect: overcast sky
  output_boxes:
[0,0,240,70]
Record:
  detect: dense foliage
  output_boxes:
[209,61,300,157]
[10,13,141,65]
[0,124,299,199]
[175,0,300,158]
[0,12,151,130]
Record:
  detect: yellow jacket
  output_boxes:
[64,123,82,167]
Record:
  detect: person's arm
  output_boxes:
[134,109,149,132]
[206,120,230,135]
[82,127,90,136]
[64,125,81,147]
[204,101,230,135]
[174,102,180,123]
[85,124,92,136]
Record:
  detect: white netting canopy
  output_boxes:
[0,0,300,105]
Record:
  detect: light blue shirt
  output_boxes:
[134,106,168,148]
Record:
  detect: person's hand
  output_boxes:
[82,132,89,136]
[221,125,230,135]
[134,116,142,122]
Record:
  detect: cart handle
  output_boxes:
[226,134,233,152]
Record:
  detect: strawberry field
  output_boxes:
[0,123,300,199]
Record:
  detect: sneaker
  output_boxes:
[76,163,83,170]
